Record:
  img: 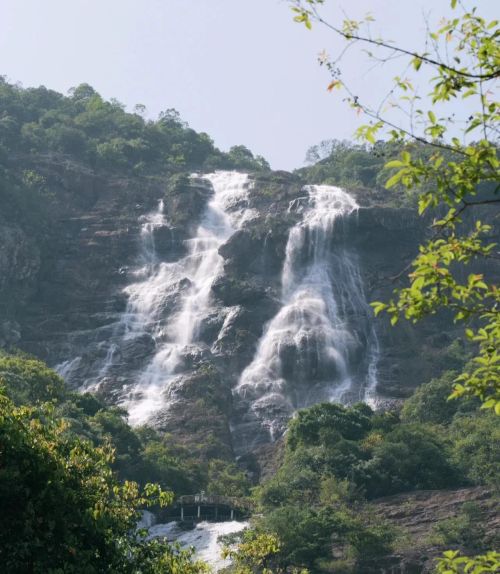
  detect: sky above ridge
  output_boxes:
[1,0,497,170]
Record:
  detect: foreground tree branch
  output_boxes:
[289,0,500,411]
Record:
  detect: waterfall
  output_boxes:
[66,199,169,392]
[144,520,248,571]
[55,173,379,449]
[233,185,379,449]
[119,171,256,425]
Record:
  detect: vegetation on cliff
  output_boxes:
[228,383,498,572]
[0,78,268,181]
[0,77,269,279]
[1,0,498,570]
[1,353,497,572]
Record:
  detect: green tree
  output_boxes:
[287,402,372,449]
[449,411,500,486]
[401,370,478,425]
[206,458,251,497]
[0,354,66,405]
[290,0,499,411]
[222,530,309,574]
[355,424,459,497]
[0,384,207,573]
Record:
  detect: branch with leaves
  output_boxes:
[435,550,500,574]
[290,0,500,411]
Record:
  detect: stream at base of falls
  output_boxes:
[138,512,248,571]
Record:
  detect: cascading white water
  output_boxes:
[56,174,379,450]
[234,185,379,447]
[53,201,168,387]
[141,517,248,571]
[120,171,256,425]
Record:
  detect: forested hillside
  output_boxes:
[1,352,498,572]
[0,78,498,573]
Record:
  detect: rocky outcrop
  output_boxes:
[152,365,234,460]
[3,161,486,457]
[360,487,499,573]
[0,218,40,347]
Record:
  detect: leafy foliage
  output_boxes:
[449,411,500,487]
[435,550,500,574]
[290,0,500,410]
[222,531,308,574]
[0,79,268,176]
[0,385,209,573]
[401,370,478,425]
[431,502,488,552]
[207,458,251,497]
[0,353,66,405]
[247,392,498,571]
[287,402,372,449]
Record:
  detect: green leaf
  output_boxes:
[481,398,496,409]
[385,170,404,189]
[411,276,426,291]
[401,150,411,163]
[384,160,404,168]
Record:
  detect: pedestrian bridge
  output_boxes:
[161,493,253,523]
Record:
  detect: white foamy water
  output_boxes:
[235,185,379,444]
[56,174,380,448]
[142,516,248,571]
[121,171,255,425]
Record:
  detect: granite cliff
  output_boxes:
[1,160,467,460]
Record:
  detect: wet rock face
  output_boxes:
[152,226,188,261]
[0,219,40,327]
[0,319,21,348]
[361,487,499,574]
[8,166,479,458]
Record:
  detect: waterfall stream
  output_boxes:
[120,171,256,425]
[56,173,378,447]
[233,185,379,449]
[138,512,248,572]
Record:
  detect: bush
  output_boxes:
[432,502,487,552]
[354,424,460,498]
[0,354,66,405]
[261,505,348,569]
[348,519,396,560]
[206,459,250,497]
[450,412,500,487]
[402,370,478,425]
[287,402,372,450]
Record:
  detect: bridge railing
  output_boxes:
[176,494,253,511]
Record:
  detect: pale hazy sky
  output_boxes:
[1,1,497,169]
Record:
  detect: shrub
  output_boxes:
[0,354,66,405]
